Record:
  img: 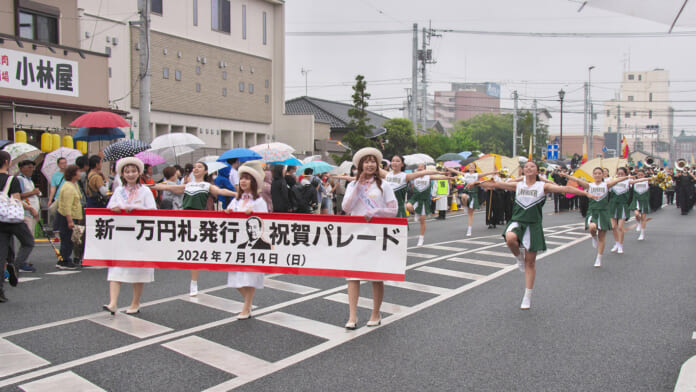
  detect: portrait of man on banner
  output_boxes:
[237,216,272,250]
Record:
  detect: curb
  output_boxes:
[674,355,696,392]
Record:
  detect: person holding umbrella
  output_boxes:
[151,162,237,296]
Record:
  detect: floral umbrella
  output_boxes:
[135,151,166,166]
[3,142,41,175]
[103,140,150,162]
[251,142,295,153]
[41,147,82,180]
[403,153,435,166]
[443,160,462,168]
[250,142,295,163]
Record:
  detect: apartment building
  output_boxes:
[433,82,501,130]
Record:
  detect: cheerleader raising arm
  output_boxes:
[629,177,650,185]
[543,183,598,199]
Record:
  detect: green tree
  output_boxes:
[516,111,549,160]
[337,75,378,163]
[381,118,416,158]
[415,130,451,159]
[454,113,514,156]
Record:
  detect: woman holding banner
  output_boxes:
[481,161,596,310]
[103,157,157,315]
[342,147,398,329]
[224,160,268,319]
[151,162,236,296]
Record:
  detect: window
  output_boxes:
[265,95,269,104]
[242,5,247,40]
[638,74,642,81]
[18,10,58,44]
[175,70,182,81]
[628,96,634,101]
[606,110,610,116]
[649,92,653,102]
[196,66,201,75]
[239,81,245,92]
[649,110,653,119]
[249,83,254,94]
[262,12,267,45]
[193,0,198,26]
[625,112,631,118]
[152,0,163,15]
[163,67,169,79]
[212,0,231,33]
[222,87,227,97]
[222,71,227,80]
[196,83,201,92]
[628,74,634,80]
[265,79,269,88]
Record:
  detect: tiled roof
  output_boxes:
[286,96,389,136]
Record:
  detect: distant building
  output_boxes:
[673,130,696,162]
[602,69,674,161]
[433,82,501,130]
[547,134,605,159]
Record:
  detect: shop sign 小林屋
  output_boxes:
[0,47,79,97]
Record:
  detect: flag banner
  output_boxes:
[83,209,408,281]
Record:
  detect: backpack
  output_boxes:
[291,183,317,213]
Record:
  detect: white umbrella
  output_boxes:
[41,147,82,180]
[580,0,696,32]
[250,142,295,153]
[302,155,322,164]
[329,161,354,175]
[3,143,41,175]
[148,133,205,163]
[203,161,229,173]
[198,155,220,163]
[404,153,435,166]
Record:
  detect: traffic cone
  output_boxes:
[451,200,458,211]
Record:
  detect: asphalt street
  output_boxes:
[0,201,694,391]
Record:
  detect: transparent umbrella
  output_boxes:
[149,133,205,163]
[3,142,41,175]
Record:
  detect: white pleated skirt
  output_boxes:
[107,267,154,283]
[227,271,264,288]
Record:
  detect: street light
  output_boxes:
[558,89,565,159]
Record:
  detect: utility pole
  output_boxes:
[588,66,595,157]
[590,103,594,157]
[512,91,518,157]
[301,68,311,96]
[532,99,537,158]
[411,23,418,132]
[583,82,588,155]
[137,0,151,144]
[616,104,621,158]
[419,22,439,129]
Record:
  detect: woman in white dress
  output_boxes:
[102,157,157,315]
[342,147,398,329]
[225,161,268,319]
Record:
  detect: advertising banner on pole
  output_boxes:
[83,209,408,281]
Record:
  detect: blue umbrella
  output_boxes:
[459,151,472,159]
[74,127,126,142]
[299,160,335,175]
[268,156,303,166]
[217,148,262,163]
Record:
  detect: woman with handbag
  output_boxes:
[55,165,82,270]
[0,151,35,302]
[85,155,109,208]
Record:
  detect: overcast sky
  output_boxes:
[284,0,696,136]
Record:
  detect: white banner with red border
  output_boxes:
[83,209,408,281]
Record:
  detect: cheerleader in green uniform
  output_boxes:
[406,163,450,247]
[562,168,631,268]
[608,167,632,254]
[482,161,596,310]
[629,169,652,241]
[446,164,497,237]
[381,155,439,219]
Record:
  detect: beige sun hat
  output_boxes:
[116,157,144,176]
[238,160,265,193]
[352,147,383,169]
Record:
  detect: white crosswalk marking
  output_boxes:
[182,293,249,313]
[163,336,271,377]
[19,371,105,392]
[415,266,486,281]
[257,312,346,340]
[89,313,173,339]
[45,271,80,276]
[18,277,41,283]
[384,280,450,295]
[477,250,516,258]
[262,279,319,295]
[407,252,438,259]
[548,235,576,241]
[544,240,565,245]
[0,339,50,377]
[448,257,510,269]
[324,293,410,315]
[455,240,495,245]
[424,245,468,252]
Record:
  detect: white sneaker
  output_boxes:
[610,244,619,253]
[593,257,601,268]
[516,248,526,272]
[638,232,644,241]
[189,281,198,297]
[636,225,641,232]
[591,235,598,249]
[520,296,531,310]
[617,245,624,254]
[416,237,424,247]
[466,227,472,237]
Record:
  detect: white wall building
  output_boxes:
[77,0,287,154]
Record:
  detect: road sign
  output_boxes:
[547,144,559,160]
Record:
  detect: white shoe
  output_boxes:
[638,232,644,241]
[636,225,641,232]
[189,281,198,297]
[610,244,619,253]
[591,235,598,249]
[466,227,472,237]
[593,257,601,268]
[617,245,624,254]
[416,237,424,247]
[520,296,531,310]
[516,248,526,272]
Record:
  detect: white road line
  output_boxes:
[257,312,347,340]
[447,257,510,269]
[424,245,468,252]
[407,252,438,259]
[324,293,409,315]
[45,271,80,276]
[162,336,271,377]
[415,266,486,281]
[0,339,50,378]
[18,277,41,283]
[544,240,566,245]
[384,280,450,295]
[262,279,319,295]
[476,250,516,258]
[455,240,495,245]
[182,293,248,314]
[548,235,577,241]
[692,332,696,340]
[19,371,106,392]
[88,313,173,339]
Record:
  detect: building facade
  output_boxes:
[602,69,674,161]
[433,82,500,130]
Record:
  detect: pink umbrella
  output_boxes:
[443,160,461,168]
[135,151,166,166]
[69,111,130,128]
